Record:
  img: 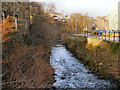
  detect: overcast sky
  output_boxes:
[31,0,120,17]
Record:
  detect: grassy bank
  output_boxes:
[2,35,55,88]
[62,35,119,82]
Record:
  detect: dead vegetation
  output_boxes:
[2,45,55,88]
[2,2,64,88]
[63,35,119,82]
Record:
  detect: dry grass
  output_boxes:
[2,45,55,88]
[63,35,119,81]
[2,3,61,88]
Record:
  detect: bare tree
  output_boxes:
[47,3,56,13]
[65,13,95,33]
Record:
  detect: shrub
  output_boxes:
[0,15,21,42]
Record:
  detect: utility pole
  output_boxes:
[118,1,120,42]
[117,2,120,88]
[0,0,2,90]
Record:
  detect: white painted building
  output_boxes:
[109,7,118,30]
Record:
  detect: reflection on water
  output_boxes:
[50,44,117,88]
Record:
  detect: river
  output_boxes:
[50,44,117,88]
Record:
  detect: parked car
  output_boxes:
[92,30,112,36]
[92,30,104,35]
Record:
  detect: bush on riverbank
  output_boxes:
[2,21,55,88]
[2,43,55,88]
[2,2,64,88]
[62,35,119,82]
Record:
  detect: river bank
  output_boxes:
[50,44,117,88]
[61,34,120,87]
[2,39,55,88]
[2,32,56,88]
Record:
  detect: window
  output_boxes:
[15,14,18,30]
[2,11,6,21]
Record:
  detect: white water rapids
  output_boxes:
[50,44,117,88]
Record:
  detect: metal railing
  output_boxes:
[68,30,120,42]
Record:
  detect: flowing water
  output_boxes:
[50,44,117,88]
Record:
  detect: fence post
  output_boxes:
[102,31,103,39]
[83,30,84,37]
[96,31,97,38]
[119,30,120,42]
[80,30,81,35]
[84,30,85,37]
[105,30,106,40]
[87,29,88,37]
[113,30,115,41]
[109,30,110,40]
[99,31,100,39]
[82,30,83,37]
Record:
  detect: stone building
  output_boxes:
[1,1,30,35]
